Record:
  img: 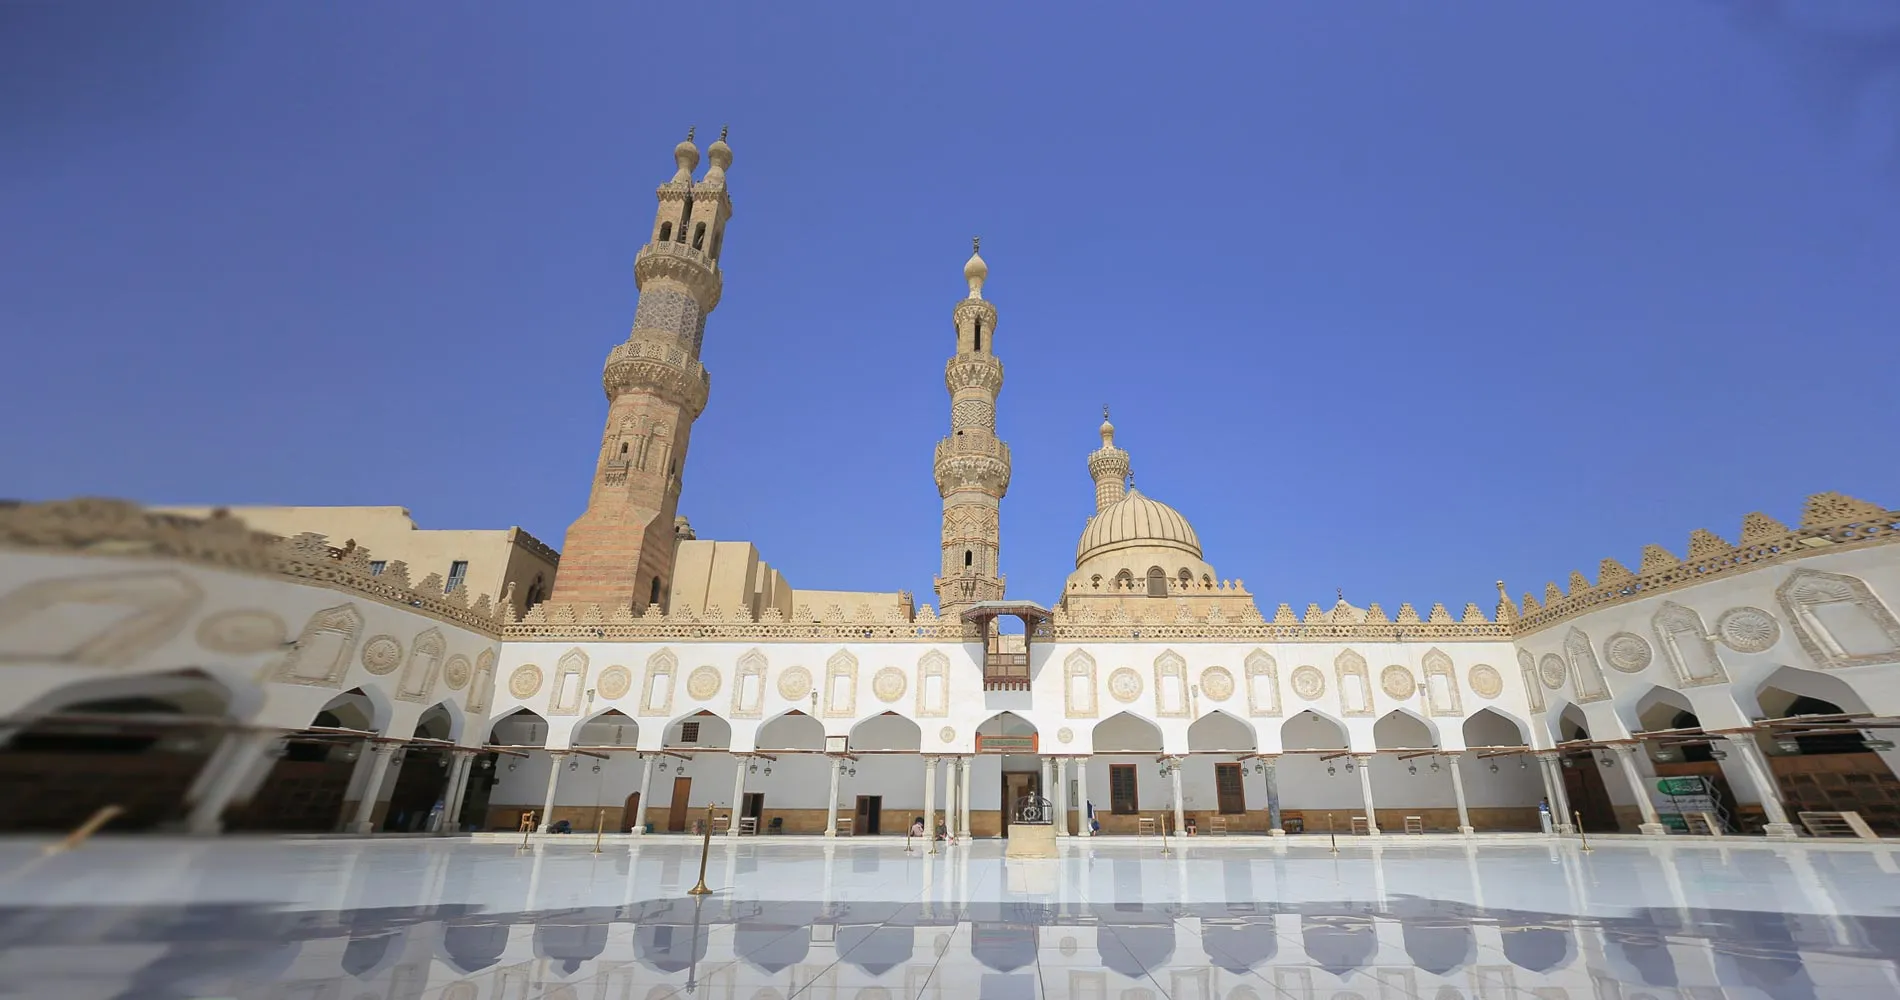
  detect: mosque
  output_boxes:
[1,131,1898,844]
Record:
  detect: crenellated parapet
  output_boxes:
[1508,491,1899,636]
[0,498,513,636]
[601,337,711,413]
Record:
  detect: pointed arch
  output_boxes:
[1282,708,1348,751]
[413,700,460,741]
[271,603,362,688]
[1552,703,1592,744]
[915,649,950,717]
[1752,664,1873,718]
[1776,568,1900,670]
[1463,707,1529,748]
[569,707,638,747]
[1092,711,1163,753]
[484,706,549,746]
[1629,684,1698,734]
[755,710,824,751]
[975,710,1037,754]
[466,649,497,716]
[662,709,730,749]
[1186,709,1256,752]
[638,648,677,718]
[823,649,858,718]
[849,712,920,752]
[1372,708,1439,750]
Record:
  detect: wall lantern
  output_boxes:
[1407,764,1418,775]
[1327,765,1337,776]
[1489,762,1500,774]
[1430,761,1441,773]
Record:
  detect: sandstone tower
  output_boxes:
[552,129,732,613]
[933,241,1011,613]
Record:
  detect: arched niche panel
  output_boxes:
[1564,628,1611,702]
[1517,650,1545,713]
[823,650,858,718]
[639,649,677,717]
[467,649,496,716]
[1064,650,1098,719]
[273,604,362,688]
[1776,569,1900,670]
[1421,648,1462,717]
[549,648,589,716]
[1244,649,1281,718]
[1651,602,1728,687]
[730,649,767,720]
[395,627,445,704]
[1153,650,1188,718]
[1336,649,1372,717]
[915,650,949,717]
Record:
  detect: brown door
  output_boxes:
[742,792,764,819]
[1214,763,1246,815]
[666,777,691,832]
[623,792,641,832]
[1562,763,1616,832]
[854,795,882,834]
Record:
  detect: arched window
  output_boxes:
[649,577,662,607]
[1146,567,1167,598]
[657,222,673,243]
[620,442,628,454]
[1178,568,1192,587]
[1091,574,1102,590]
[964,550,973,568]
[1114,569,1134,591]
[974,318,984,352]
[692,223,706,250]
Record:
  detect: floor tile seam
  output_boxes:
[788,867,936,1000]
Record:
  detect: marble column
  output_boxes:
[1354,755,1381,835]
[336,738,378,831]
[1726,735,1799,839]
[537,752,567,833]
[1078,756,1094,837]
[959,754,973,840]
[632,754,656,834]
[944,758,960,841]
[1053,758,1069,837]
[349,744,398,834]
[1040,756,1053,811]
[187,730,280,834]
[923,755,939,851]
[1610,744,1667,835]
[1446,752,1474,835]
[440,750,477,834]
[1533,753,1559,833]
[1263,757,1284,835]
[825,756,843,838]
[1168,760,1186,836]
[1539,752,1576,834]
[728,754,748,838]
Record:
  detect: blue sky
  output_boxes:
[4,2,1897,614]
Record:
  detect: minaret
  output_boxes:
[933,239,1011,613]
[551,128,734,613]
[1087,408,1130,513]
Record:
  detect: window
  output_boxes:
[649,577,662,606]
[692,223,706,250]
[974,318,984,352]
[658,222,672,243]
[446,561,469,594]
[680,721,700,743]
[1109,764,1139,814]
[1215,763,1247,814]
[1146,567,1167,598]
[369,561,386,576]
[964,550,973,568]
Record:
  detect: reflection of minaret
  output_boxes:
[933,239,1011,613]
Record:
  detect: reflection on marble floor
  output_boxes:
[0,839,1898,999]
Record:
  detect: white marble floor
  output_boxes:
[0,835,1896,999]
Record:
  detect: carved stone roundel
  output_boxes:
[1108,667,1143,703]
[1200,666,1235,702]
[873,667,907,703]
[939,726,956,743]
[1057,727,1074,744]
[778,666,813,701]
[597,665,633,700]
[1380,665,1416,700]
[1717,607,1781,653]
[442,655,472,691]
[1291,665,1326,700]
[687,666,722,701]
[1605,633,1653,673]
[361,635,402,675]
[195,609,286,654]
[1468,664,1503,699]
[509,664,543,699]
[1538,654,1568,690]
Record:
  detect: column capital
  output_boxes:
[449,747,480,759]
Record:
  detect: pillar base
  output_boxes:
[824,830,838,839]
[1364,828,1382,837]
[1639,823,1670,837]
[1763,822,1800,841]
[1457,826,1475,836]
[1555,823,1576,834]
[630,828,646,837]
[1268,828,1286,837]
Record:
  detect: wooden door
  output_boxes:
[1109,764,1139,816]
[854,795,882,834]
[1214,763,1247,815]
[1562,763,1616,832]
[666,777,691,832]
[742,792,764,819]
[622,792,641,832]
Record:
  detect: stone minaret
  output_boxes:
[933,240,1011,613]
[552,128,733,613]
[1087,408,1130,513]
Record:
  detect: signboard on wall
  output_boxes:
[976,734,1038,755]
[825,735,848,754]
[1653,776,1718,832]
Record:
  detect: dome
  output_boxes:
[1075,489,1203,567]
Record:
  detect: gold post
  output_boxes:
[517,810,535,851]
[1328,812,1339,855]
[44,805,123,856]
[1575,811,1592,852]
[592,807,605,855]
[687,804,715,896]
[1159,815,1170,857]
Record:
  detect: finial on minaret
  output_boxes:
[719,124,728,141]
[1337,587,1345,603]
[673,127,702,182]
[705,124,733,180]
[963,237,988,299]
[687,126,696,141]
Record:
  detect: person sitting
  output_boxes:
[910,817,926,838]
[551,819,572,834]
[935,821,948,842]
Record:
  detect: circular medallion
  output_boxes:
[939,726,956,743]
[361,635,402,675]
[1291,665,1326,700]
[597,665,633,700]
[1468,664,1503,699]
[508,664,543,699]
[195,609,286,654]
[687,665,722,701]
[1059,935,1078,957]
[442,655,472,690]
[1605,632,1653,672]
[1057,727,1073,744]
[873,667,908,703]
[1108,667,1143,703]
[1717,607,1781,653]
[1538,654,1567,690]
[1380,665,1416,700]
[778,666,813,701]
[1200,666,1236,702]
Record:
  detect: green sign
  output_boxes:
[1655,777,1704,795]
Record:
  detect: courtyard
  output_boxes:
[0,835,1897,998]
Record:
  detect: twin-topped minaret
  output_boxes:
[932,240,1012,613]
[553,128,734,613]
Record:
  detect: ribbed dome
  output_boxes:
[1075,489,1203,567]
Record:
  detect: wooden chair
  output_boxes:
[1799,811,1876,840]
[1682,812,1722,836]
[712,813,731,833]
[835,816,854,837]
[1208,817,1228,836]
[737,816,758,836]
[1137,816,1158,836]
[1403,816,1424,835]
[1349,816,1371,836]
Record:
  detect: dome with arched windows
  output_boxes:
[1074,489,1202,566]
